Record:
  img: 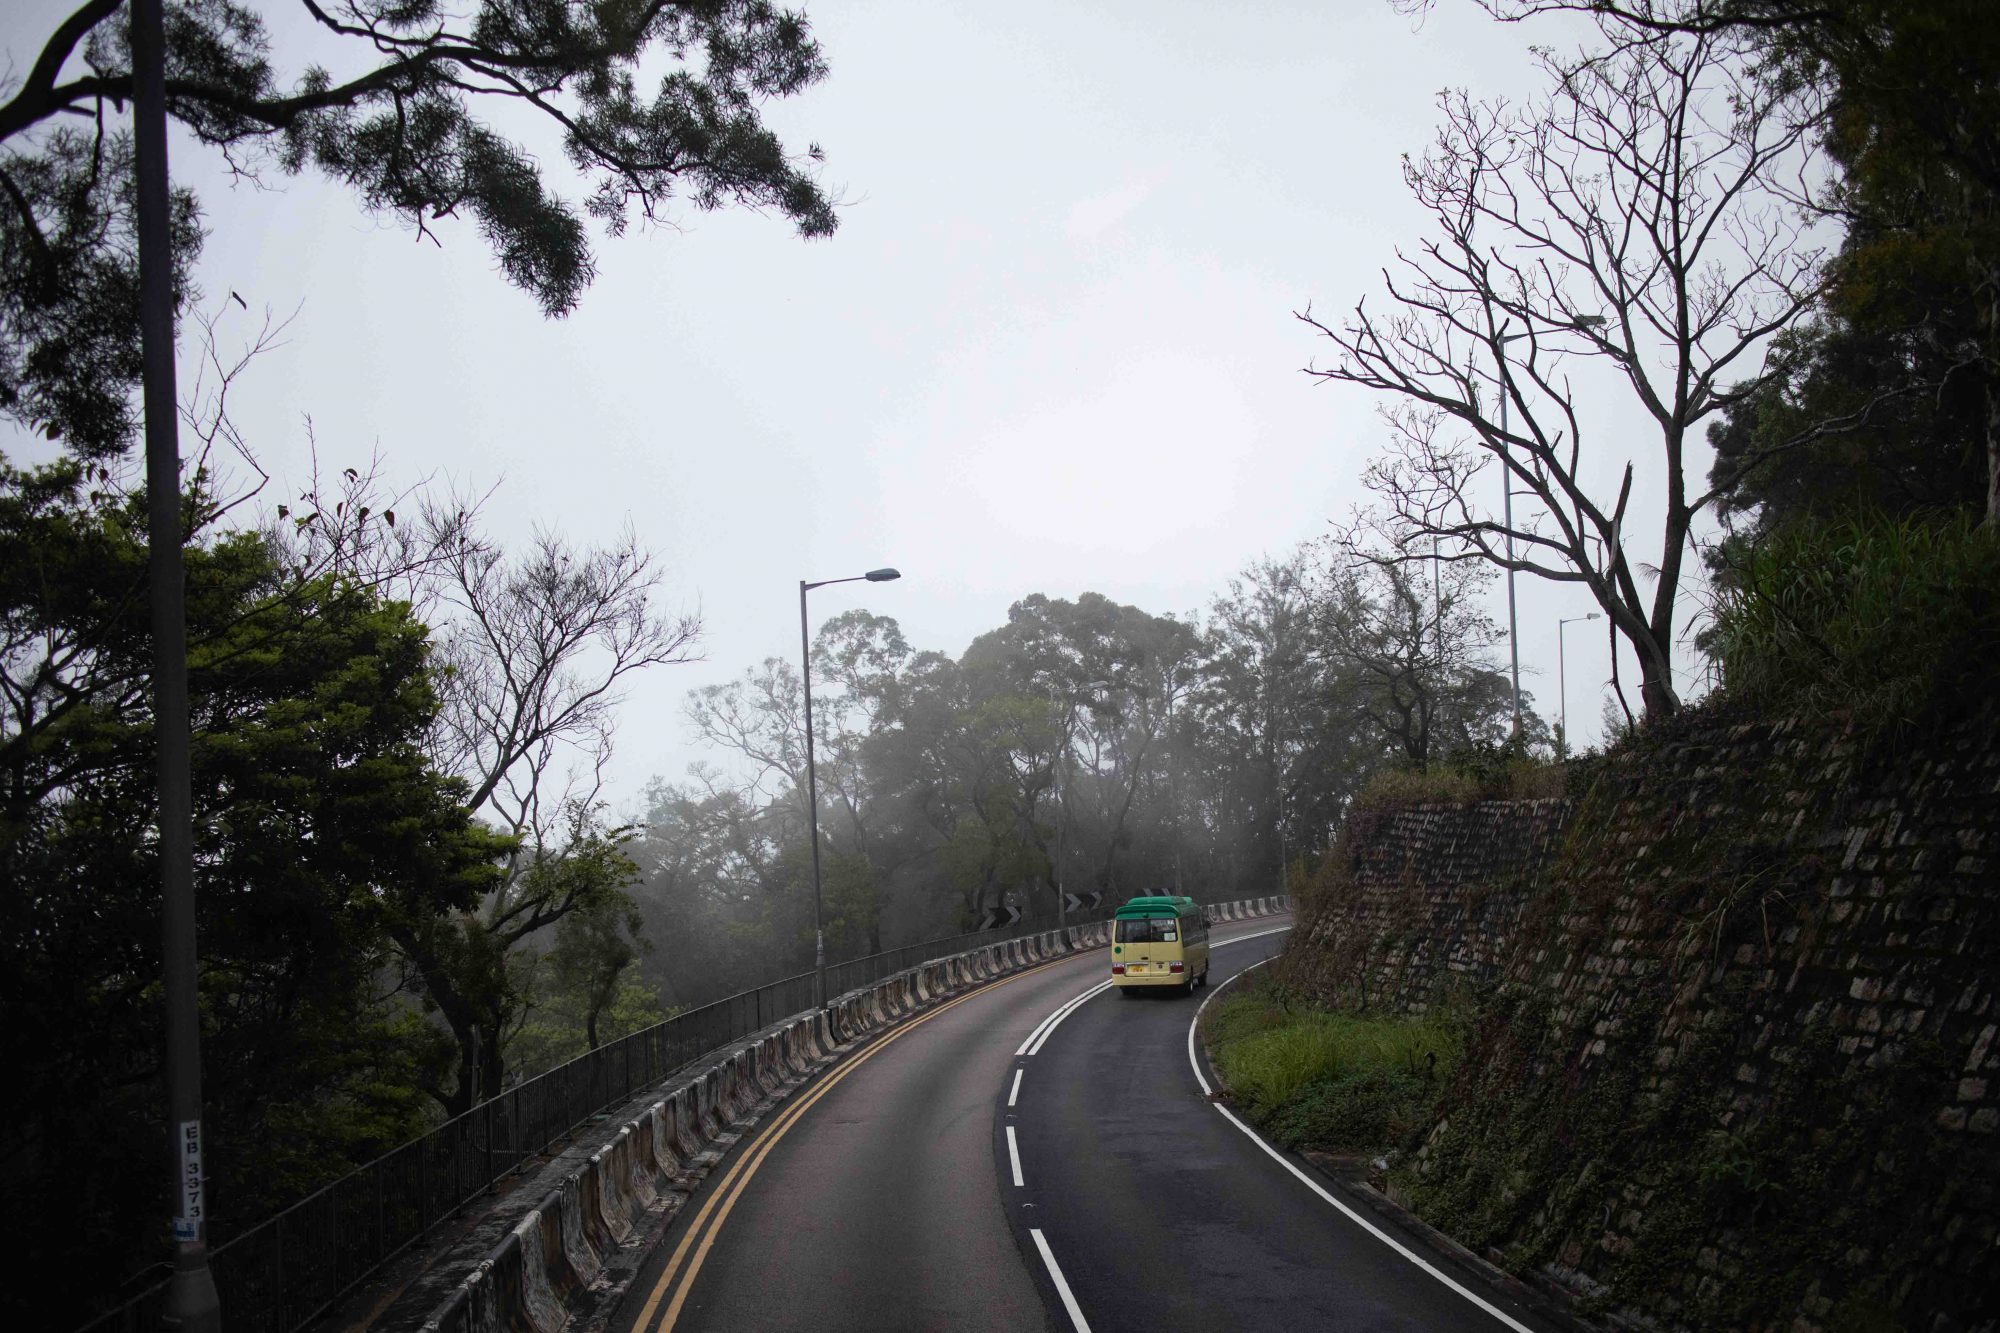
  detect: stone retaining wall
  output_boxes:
[1274,707,2000,1331]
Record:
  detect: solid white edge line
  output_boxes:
[1187,947,1539,1333]
[1008,1068,1023,1107]
[1006,1124,1024,1187]
[1030,1228,1093,1333]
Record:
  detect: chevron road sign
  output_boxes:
[1061,891,1103,913]
[977,905,1023,930]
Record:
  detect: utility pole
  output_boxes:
[132,0,222,1326]
[799,580,826,1006]
[798,568,900,1006]
[1495,329,1522,735]
[1054,696,1067,931]
[1559,613,1602,758]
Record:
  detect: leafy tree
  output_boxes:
[0,468,504,1323]
[387,800,640,1115]
[2,0,840,457]
[1706,308,1987,537]
[962,593,1202,910]
[627,775,795,1006]
[1196,555,1344,891]
[506,884,660,1074]
[681,614,920,955]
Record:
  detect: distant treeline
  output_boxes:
[630,552,1543,1011]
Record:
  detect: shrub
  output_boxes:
[1708,511,2000,725]
[1351,738,1566,813]
[1207,990,1459,1141]
[1266,1068,1434,1151]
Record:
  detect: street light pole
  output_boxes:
[132,0,222,1326]
[1494,330,1523,734]
[1494,315,1606,738]
[1558,612,1601,756]
[1055,734,1066,932]
[800,567,900,1008]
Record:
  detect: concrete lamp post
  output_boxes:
[1559,612,1602,756]
[800,567,901,1008]
[1494,313,1608,736]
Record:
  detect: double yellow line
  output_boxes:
[629,956,1069,1332]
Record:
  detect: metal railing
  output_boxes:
[75,912,1087,1333]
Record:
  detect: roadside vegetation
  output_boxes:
[1707,512,2000,732]
[1201,972,1463,1155]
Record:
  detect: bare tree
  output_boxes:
[684,657,812,823]
[427,522,699,839]
[1300,24,1828,719]
[386,520,699,1113]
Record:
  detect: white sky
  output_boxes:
[4,0,1693,812]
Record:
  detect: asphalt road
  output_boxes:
[611,919,1565,1333]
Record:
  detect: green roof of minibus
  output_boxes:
[1114,895,1197,919]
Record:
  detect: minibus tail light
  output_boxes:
[1111,964,1125,975]
[1169,962,1185,973]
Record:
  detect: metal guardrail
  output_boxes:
[75,911,1091,1333]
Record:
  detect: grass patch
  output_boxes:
[1708,510,2000,727]
[1202,976,1461,1153]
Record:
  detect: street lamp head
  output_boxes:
[865,567,901,582]
[1587,611,1602,620]
[1572,314,1608,327]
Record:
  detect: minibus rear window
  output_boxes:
[1115,917,1179,943]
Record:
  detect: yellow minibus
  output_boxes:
[1110,895,1209,995]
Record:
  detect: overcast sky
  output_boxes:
[6,0,1680,814]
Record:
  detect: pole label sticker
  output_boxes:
[173,1119,204,1241]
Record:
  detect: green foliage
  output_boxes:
[390,802,642,1114]
[654,549,1549,1004]
[508,980,669,1079]
[1708,511,2000,724]
[3,0,838,454]
[0,464,505,1323]
[1351,737,1565,813]
[0,127,203,460]
[1701,0,1999,534]
[1313,557,1530,770]
[1267,1068,1434,1152]
[1204,982,1460,1153]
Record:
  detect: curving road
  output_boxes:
[609,918,1564,1333]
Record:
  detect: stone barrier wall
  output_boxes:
[386,897,1288,1333]
[1274,707,2000,1331]
[1281,798,1573,1014]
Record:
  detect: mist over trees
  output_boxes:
[12,1,1987,1326]
[632,548,1544,1009]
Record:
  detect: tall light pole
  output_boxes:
[800,567,900,1007]
[133,0,222,1325]
[1558,612,1601,756]
[1493,328,1524,734]
[1494,314,1606,735]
